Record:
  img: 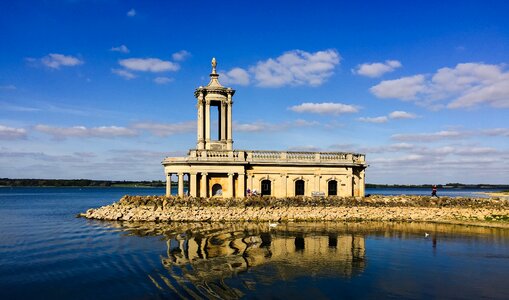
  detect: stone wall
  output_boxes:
[79,195,509,227]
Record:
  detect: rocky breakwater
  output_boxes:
[79,195,509,227]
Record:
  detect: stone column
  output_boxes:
[250,175,255,192]
[220,102,226,142]
[226,94,233,150]
[205,101,211,149]
[280,173,287,198]
[353,173,359,197]
[286,175,291,197]
[166,173,171,197]
[360,170,366,197]
[345,168,353,197]
[197,93,205,150]
[314,174,321,193]
[227,173,234,198]
[237,173,245,198]
[178,173,184,197]
[190,172,197,197]
[359,169,365,197]
[246,174,252,190]
[200,172,208,198]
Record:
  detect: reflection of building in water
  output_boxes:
[161,228,365,297]
[114,221,509,299]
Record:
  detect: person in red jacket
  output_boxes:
[431,185,438,197]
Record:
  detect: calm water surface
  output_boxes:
[1,187,508,299]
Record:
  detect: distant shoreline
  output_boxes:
[0,178,166,188]
[478,191,509,198]
[1,178,508,190]
[0,185,163,188]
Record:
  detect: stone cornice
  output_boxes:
[194,87,236,98]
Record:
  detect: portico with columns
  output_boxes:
[162,58,367,198]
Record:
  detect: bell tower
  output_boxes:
[194,58,235,151]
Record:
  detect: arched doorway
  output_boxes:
[212,183,223,196]
[261,180,271,196]
[328,180,338,196]
[295,180,305,196]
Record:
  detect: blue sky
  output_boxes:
[1,0,509,184]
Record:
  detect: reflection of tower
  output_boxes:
[138,222,370,298]
[195,58,235,151]
[160,227,367,294]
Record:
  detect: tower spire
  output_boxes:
[207,57,222,87]
[211,57,217,74]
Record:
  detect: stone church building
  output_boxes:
[162,58,367,198]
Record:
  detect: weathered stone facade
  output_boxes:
[162,59,367,198]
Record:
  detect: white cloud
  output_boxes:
[391,128,509,143]
[293,119,320,127]
[40,53,83,69]
[388,111,417,119]
[132,121,195,136]
[110,45,130,53]
[334,140,509,183]
[235,119,318,132]
[119,58,179,72]
[172,50,191,62]
[357,110,417,124]
[235,122,272,132]
[0,125,27,139]
[391,130,469,142]
[219,68,250,85]
[482,128,509,137]
[358,143,415,153]
[411,145,499,156]
[35,124,137,139]
[289,102,359,115]
[111,68,136,79]
[370,75,426,100]
[250,49,340,87]
[353,60,402,77]
[447,72,509,108]
[287,145,322,152]
[127,9,136,17]
[0,84,16,90]
[357,116,388,123]
[154,77,173,84]
[0,102,40,112]
[370,62,509,109]
[454,147,499,155]
[370,154,427,164]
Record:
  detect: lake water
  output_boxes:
[1,187,508,299]
[366,187,503,198]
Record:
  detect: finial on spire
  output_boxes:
[211,57,217,74]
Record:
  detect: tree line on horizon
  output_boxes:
[0,178,507,189]
[366,183,509,189]
[0,178,166,187]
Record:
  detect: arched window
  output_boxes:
[328,180,338,196]
[295,236,305,251]
[212,184,222,196]
[261,180,271,196]
[295,179,305,196]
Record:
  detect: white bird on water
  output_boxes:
[269,222,278,228]
[425,233,430,238]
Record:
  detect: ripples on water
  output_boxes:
[1,187,509,299]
